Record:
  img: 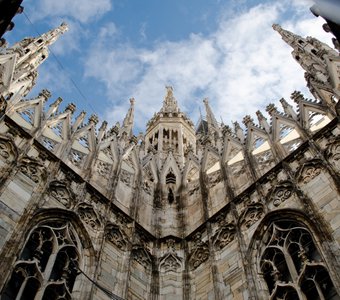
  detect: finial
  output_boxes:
[65,103,76,113]
[291,90,304,103]
[99,121,108,131]
[242,115,254,127]
[222,125,232,136]
[272,24,281,31]
[266,103,279,115]
[39,89,51,101]
[256,110,266,120]
[279,98,289,108]
[89,114,99,125]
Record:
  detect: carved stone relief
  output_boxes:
[326,138,340,173]
[132,246,152,270]
[96,160,111,177]
[159,239,182,273]
[19,157,45,183]
[77,203,101,230]
[160,253,182,272]
[49,180,74,208]
[269,181,294,207]
[0,138,17,163]
[212,217,236,251]
[296,160,323,184]
[238,203,264,230]
[188,232,210,270]
[105,223,129,251]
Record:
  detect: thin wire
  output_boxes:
[72,261,125,300]
[22,10,99,116]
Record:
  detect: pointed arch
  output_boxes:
[1,208,96,300]
[247,209,340,299]
[160,152,181,185]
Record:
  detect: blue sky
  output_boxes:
[5,0,333,132]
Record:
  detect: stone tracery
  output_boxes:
[2,221,81,300]
[258,220,340,300]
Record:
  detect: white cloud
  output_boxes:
[30,0,112,23]
[83,0,335,132]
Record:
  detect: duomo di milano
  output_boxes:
[1,14,340,300]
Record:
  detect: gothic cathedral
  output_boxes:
[0,20,340,300]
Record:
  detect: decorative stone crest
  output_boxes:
[159,239,182,273]
[0,137,17,163]
[325,138,340,173]
[77,203,101,230]
[49,180,74,208]
[238,203,264,230]
[132,246,152,270]
[296,160,323,184]
[105,223,129,251]
[19,157,45,183]
[188,232,210,270]
[212,217,236,251]
[269,181,294,207]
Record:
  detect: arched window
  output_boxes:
[259,220,340,300]
[2,221,81,300]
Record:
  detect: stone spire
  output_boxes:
[272,24,305,48]
[273,23,338,85]
[11,22,69,66]
[120,97,135,137]
[0,23,68,98]
[161,86,180,113]
[203,98,219,134]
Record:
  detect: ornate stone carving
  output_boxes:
[159,239,182,273]
[238,203,264,230]
[19,157,45,183]
[77,203,101,230]
[105,223,129,251]
[296,160,323,184]
[96,161,111,177]
[326,138,340,173]
[120,169,133,187]
[49,180,74,208]
[132,246,152,269]
[160,253,182,272]
[0,137,17,163]
[213,218,236,251]
[188,233,210,270]
[269,181,294,207]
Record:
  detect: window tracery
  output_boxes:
[259,220,339,300]
[3,221,81,300]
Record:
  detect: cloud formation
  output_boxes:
[83,1,332,131]
[31,0,112,23]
